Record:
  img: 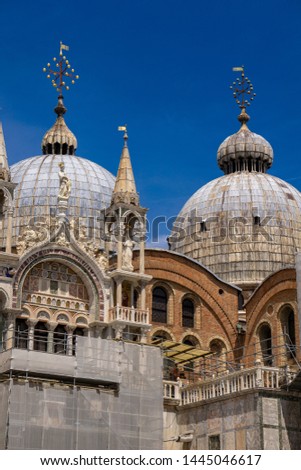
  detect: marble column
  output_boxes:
[66,325,76,356]
[46,321,58,354]
[26,318,38,351]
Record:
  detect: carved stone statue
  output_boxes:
[55,231,70,247]
[58,162,71,199]
[122,239,134,271]
[76,224,108,270]
[16,223,48,255]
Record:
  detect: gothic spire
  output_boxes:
[0,123,10,181]
[111,126,139,206]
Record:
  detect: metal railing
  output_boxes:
[162,333,301,385]
[1,327,81,356]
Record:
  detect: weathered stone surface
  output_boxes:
[236,429,246,449]
[223,431,235,449]
[246,428,261,450]
[262,397,278,426]
[282,430,301,450]
[263,427,279,450]
[280,398,301,429]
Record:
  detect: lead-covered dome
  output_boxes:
[5,94,115,248]
[170,172,301,286]
[170,94,301,288]
[10,154,115,245]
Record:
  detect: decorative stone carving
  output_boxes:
[77,225,108,270]
[17,223,48,255]
[58,162,71,200]
[0,187,13,214]
[122,239,134,271]
[55,229,70,247]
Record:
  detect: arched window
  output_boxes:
[258,324,272,366]
[152,287,168,323]
[151,330,172,343]
[280,306,296,357]
[182,299,194,328]
[53,325,67,355]
[15,318,28,349]
[209,339,227,373]
[34,322,48,352]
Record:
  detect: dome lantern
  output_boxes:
[41,42,79,156]
[217,66,273,175]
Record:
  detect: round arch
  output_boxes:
[12,248,105,320]
[150,327,175,343]
[256,321,273,366]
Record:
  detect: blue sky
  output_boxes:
[1,0,301,246]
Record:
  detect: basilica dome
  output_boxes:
[10,155,115,239]
[170,108,301,288]
[8,96,115,247]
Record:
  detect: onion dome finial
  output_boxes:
[41,42,79,155]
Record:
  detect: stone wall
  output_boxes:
[164,390,301,450]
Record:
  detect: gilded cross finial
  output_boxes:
[118,125,128,146]
[230,66,256,127]
[42,42,79,95]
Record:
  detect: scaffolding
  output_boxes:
[0,334,163,450]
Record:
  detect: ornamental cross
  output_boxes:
[230,66,256,110]
[43,42,79,94]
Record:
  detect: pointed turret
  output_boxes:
[0,123,10,181]
[103,126,151,341]
[111,129,139,206]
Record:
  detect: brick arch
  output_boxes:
[255,319,273,337]
[245,269,296,341]
[208,335,230,352]
[150,327,175,342]
[277,302,297,321]
[139,250,240,349]
[180,332,202,347]
[12,248,105,321]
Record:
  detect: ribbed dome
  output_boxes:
[42,116,77,156]
[217,127,273,174]
[217,109,273,175]
[41,95,77,156]
[170,172,301,287]
[8,154,115,246]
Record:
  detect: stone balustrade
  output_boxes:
[163,365,297,407]
[109,305,149,324]
[23,293,89,312]
[163,380,181,402]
